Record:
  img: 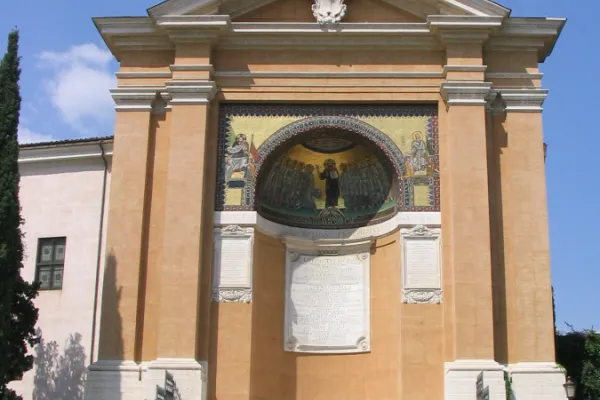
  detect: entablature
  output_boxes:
[95,10,564,62]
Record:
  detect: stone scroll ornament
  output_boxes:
[312,0,347,25]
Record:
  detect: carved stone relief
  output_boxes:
[312,0,347,25]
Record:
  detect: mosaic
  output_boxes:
[216,104,440,227]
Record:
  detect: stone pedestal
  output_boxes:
[445,360,506,400]
[509,362,567,400]
[85,361,143,400]
[144,359,208,400]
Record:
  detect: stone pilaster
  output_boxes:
[85,87,159,399]
[440,81,506,400]
[495,88,566,399]
[142,79,216,400]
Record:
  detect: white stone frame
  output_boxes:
[283,241,371,354]
[211,225,254,303]
[214,211,441,243]
[400,225,443,304]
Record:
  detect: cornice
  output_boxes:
[155,15,230,43]
[214,70,445,79]
[115,71,172,79]
[19,142,114,165]
[486,72,544,80]
[496,88,548,113]
[165,80,217,104]
[440,81,493,106]
[485,17,566,62]
[94,11,563,62]
[110,87,160,111]
[170,64,214,73]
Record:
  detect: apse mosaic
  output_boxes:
[216,104,439,228]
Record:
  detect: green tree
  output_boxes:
[582,330,600,399]
[0,30,39,399]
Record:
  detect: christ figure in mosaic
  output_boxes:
[316,159,340,208]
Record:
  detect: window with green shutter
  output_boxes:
[36,237,66,290]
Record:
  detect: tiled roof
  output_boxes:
[20,136,114,149]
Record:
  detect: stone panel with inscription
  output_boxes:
[401,225,442,304]
[212,225,254,303]
[284,249,370,354]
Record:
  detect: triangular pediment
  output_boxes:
[148,0,510,20]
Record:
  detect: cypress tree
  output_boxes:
[0,30,39,399]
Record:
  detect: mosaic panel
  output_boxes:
[216,104,440,222]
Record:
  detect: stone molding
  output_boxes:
[213,211,441,244]
[110,87,159,111]
[440,81,493,106]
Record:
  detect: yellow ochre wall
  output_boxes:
[96,1,558,399]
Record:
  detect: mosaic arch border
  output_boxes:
[215,104,440,212]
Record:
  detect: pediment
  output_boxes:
[148,0,511,20]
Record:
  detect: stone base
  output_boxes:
[84,361,143,400]
[445,359,507,400]
[509,362,567,400]
[85,359,207,400]
[144,358,207,400]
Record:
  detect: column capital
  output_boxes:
[110,87,159,111]
[440,81,493,106]
[496,88,549,113]
[165,80,216,105]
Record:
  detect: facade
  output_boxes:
[16,0,569,399]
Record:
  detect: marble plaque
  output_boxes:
[401,225,442,304]
[284,251,370,354]
[212,225,254,303]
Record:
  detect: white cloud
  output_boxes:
[38,43,116,135]
[18,126,54,144]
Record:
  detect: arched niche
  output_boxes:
[254,116,405,230]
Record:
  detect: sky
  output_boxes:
[0,0,598,331]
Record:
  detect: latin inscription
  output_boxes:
[216,238,251,288]
[404,238,439,289]
[286,253,370,353]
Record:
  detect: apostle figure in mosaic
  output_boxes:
[225,134,250,180]
[299,164,318,210]
[410,132,429,173]
[316,159,340,208]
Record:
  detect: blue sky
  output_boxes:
[1,1,598,331]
